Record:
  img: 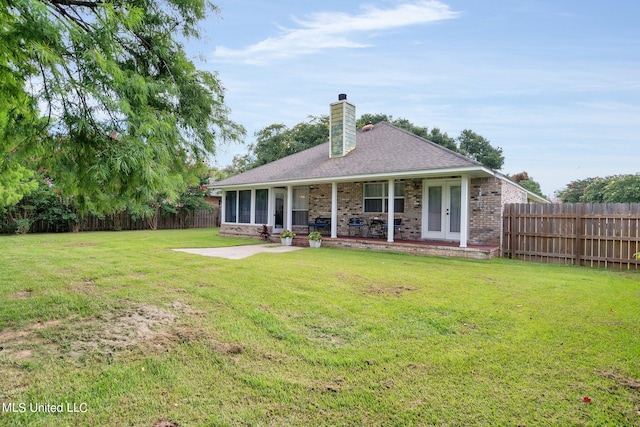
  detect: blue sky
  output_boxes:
[188,0,639,197]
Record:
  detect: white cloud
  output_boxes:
[213,1,458,64]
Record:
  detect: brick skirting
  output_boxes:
[291,236,498,260]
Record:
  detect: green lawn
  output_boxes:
[1,229,639,426]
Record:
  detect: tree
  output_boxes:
[247,116,328,169]
[425,127,457,151]
[601,174,640,202]
[554,177,598,203]
[356,113,393,129]
[356,114,457,151]
[457,129,504,170]
[1,0,244,212]
[0,31,42,207]
[239,114,501,171]
[1,172,78,234]
[509,171,545,198]
[555,174,640,203]
[580,177,609,203]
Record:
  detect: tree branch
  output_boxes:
[45,0,105,8]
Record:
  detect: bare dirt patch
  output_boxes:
[74,304,179,354]
[365,285,419,297]
[0,319,60,359]
[1,300,245,368]
[10,290,33,300]
[601,370,640,391]
[0,303,193,361]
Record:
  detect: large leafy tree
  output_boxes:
[601,174,640,202]
[357,114,457,151]
[508,171,545,198]
[554,177,597,203]
[457,129,504,170]
[0,13,43,207]
[247,116,329,169]
[1,0,244,212]
[556,174,640,203]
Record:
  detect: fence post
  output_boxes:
[574,204,583,266]
[509,204,517,259]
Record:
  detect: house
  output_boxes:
[214,94,547,256]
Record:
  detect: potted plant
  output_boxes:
[308,231,322,248]
[280,230,295,246]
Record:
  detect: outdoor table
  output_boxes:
[367,218,385,238]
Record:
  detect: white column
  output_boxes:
[460,176,469,248]
[387,178,395,243]
[220,190,227,223]
[331,182,338,238]
[250,188,256,224]
[267,188,274,227]
[286,185,293,231]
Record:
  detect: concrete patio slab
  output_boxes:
[173,244,304,260]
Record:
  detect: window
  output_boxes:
[364,182,405,213]
[225,191,237,223]
[292,188,309,225]
[226,189,268,224]
[392,182,405,213]
[364,183,384,212]
[255,189,268,224]
[238,190,251,223]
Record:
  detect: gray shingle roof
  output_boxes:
[216,122,484,187]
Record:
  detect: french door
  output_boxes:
[422,180,461,241]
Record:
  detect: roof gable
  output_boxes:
[216,122,484,186]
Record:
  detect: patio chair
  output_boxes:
[307,216,331,234]
[382,218,403,239]
[347,217,365,236]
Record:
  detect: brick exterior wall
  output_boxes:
[222,176,528,248]
[468,177,527,246]
[220,223,270,239]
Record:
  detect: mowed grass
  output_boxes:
[0,229,639,426]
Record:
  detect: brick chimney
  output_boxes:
[329,93,356,158]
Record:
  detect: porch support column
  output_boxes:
[331,182,338,238]
[220,190,227,223]
[286,185,293,231]
[250,188,256,224]
[459,176,469,248]
[387,178,395,243]
[267,188,274,228]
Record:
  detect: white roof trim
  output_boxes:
[213,166,496,190]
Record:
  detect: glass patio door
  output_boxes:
[422,180,461,241]
[273,189,286,233]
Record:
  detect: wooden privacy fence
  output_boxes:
[503,203,640,270]
[28,208,219,233]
